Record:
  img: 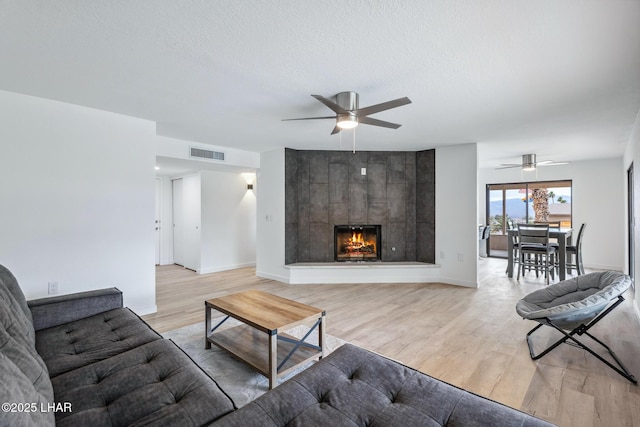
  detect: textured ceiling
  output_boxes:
[1,0,639,168]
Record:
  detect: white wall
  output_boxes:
[479,157,624,272]
[435,143,479,287]
[255,148,288,282]
[200,170,256,273]
[0,90,157,314]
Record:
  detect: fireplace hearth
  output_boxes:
[334,225,381,262]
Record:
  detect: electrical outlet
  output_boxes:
[439,251,445,259]
[361,167,367,176]
[48,281,59,295]
[457,253,464,262]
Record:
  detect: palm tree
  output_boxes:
[490,214,512,234]
[532,188,550,222]
[548,191,556,203]
[557,196,567,203]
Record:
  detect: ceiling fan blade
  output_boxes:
[358,116,402,129]
[330,125,341,135]
[281,116,336,121]
[538,161,569,167]
[311,95,347,114]
[494,164,522,170]
[355,97,411,117]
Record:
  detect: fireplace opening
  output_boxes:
[334,225,381,262]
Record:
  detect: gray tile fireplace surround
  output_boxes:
[285,148,435,264]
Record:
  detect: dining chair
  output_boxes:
[534,221,561,228]
[534,221,561,272]
[517,223,556,285]
[566,223,587,275]
[505,222,520,274]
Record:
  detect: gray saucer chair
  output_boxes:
[516,271,637,384]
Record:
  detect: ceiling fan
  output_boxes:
[496,154,569,171]
[282,91,412,135]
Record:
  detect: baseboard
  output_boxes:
[255,270,290,284]
[132,304,157,316]
[584,263,624,272]
[438,277,479,288]
[199,262,256,275]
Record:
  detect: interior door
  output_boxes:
[628,163,635,287]
[181,174,201,271]
[155,178,161,265]
[172,178,184,266]
[172,175,201,271]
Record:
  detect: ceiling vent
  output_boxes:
[190,147,225,161]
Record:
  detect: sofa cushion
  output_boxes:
[0,264,33,328]
[52,339,236,426]
[214,344,555,427]
[0,351,54,427]
[0,268,35,345]
[0,325,53,400]
[36,307,161,377]
[0,289,54,409]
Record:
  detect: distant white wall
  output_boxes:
[200,170,256,273]
[435,143,479,287]
[256,148,288,282]
[156,135,260,169]
[161,171,256,273]
[478,157,624,272]
[0,90,157,314]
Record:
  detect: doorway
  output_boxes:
[628,163,635,289]
[171,175,201,272]
[486,180,573,257]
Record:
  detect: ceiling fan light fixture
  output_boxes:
[336,113,358,129]
[522,154,536,171]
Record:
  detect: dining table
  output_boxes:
[506,227,573,282]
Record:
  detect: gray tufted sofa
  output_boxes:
[1,264,555,426]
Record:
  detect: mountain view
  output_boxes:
[489,196,573,221]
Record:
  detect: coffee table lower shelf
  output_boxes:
[207,324,322,379]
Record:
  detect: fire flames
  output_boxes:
[344,231,376,254]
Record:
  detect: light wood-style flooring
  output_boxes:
[143,258,640,427]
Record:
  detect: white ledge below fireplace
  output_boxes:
[285,262,440,284]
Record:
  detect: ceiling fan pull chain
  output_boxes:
[352,128,356,153]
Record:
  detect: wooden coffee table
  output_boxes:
[204,290,326,389]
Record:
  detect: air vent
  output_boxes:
[190,147,225,161]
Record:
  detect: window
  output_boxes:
[486,180,572,257]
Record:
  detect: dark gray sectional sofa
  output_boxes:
[1,264,555,426]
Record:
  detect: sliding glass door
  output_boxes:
[486,180,572,257]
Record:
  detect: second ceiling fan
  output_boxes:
[496,154,569,171]
[282,91,412,135]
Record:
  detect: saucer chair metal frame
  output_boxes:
[516,271,637,384]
